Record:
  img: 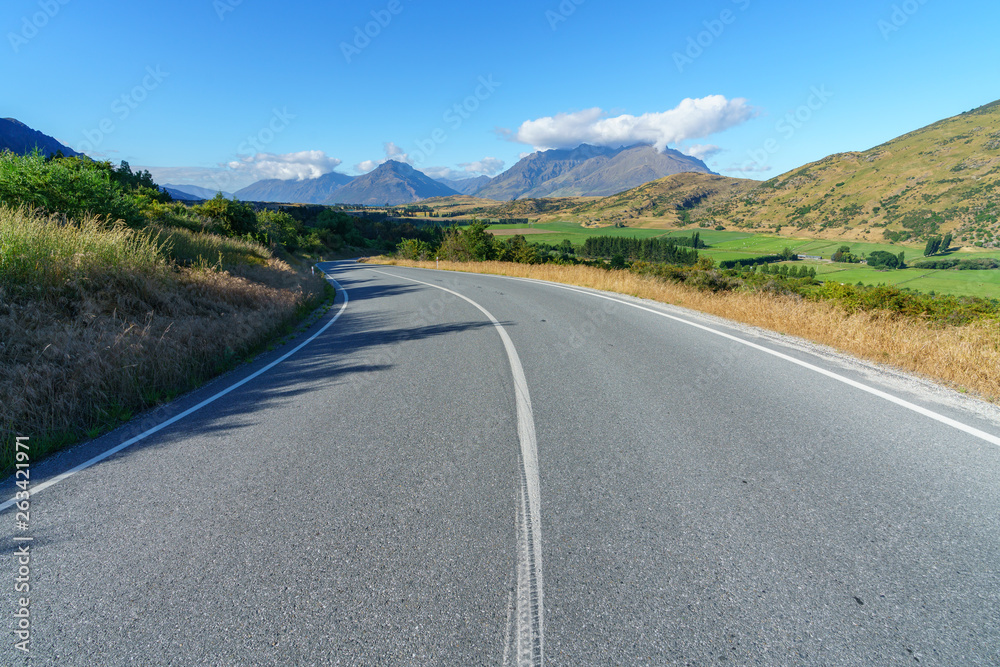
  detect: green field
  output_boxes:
[492,225,930,258]
[479,222,1000,297]
[484,221,678,245]
[701,233,921,259]
[807,262,1000,298]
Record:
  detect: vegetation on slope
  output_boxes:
[0,152,335,475]
[567,173,758,226]
[418,101,1000,251]
[708,101,1000,243]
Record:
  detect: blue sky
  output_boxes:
[3,0,998,192]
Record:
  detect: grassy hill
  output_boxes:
[421,194,601,220]
[567,172,757,225]
[708,100,1000,245]
[422,100,1000,253]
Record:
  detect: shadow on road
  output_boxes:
[22,260,512,485]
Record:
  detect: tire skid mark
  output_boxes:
[367,268,545,667]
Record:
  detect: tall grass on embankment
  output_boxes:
[0,205,328,475]
[368,258,1000,403]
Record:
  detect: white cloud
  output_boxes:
[384,141,411,163]
[508,96,757,152]
[419,157,506,182]
[458,157,504,176]
[226,150,343,181]
[727,162,773,174]
[684,144,722,161]
[355,142,413,173]
[141,150,345,194]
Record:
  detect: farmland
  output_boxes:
[479,223,1000,298]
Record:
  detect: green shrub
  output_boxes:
[193,193,259,236]
[0,151,148,226]
[397,238,434,261]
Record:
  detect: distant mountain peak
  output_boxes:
[329,162,458,205]
[234,170,355,204]
[0,118,80,157]
[435,174,493,196]
[162,184,234,201]
[476,143,713,200]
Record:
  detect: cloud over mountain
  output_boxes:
[459,157,505,175]
[684,144,723,161]
[226,150,343,181]
[508,96,756,152]
[356,142,412,173]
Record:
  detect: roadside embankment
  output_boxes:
[0,205,330,475]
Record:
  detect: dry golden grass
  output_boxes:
[368,258,1000,403]
[1,207,327,472]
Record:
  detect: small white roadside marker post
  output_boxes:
[436,256,439,269]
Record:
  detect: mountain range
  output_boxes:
[436,175,493,196]
[474,144,714,200]
[418,100,1000,246]
[234,171,355,204]
[218,143,712,205]
[12,97,997,247]
[162,183,234,200]
[1,118,80,157]
[328,161,458,205]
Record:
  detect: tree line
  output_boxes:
[580,234,702,265]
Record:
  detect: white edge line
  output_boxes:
[362,263,1000,450]
[1,270,349,513]
[518,277,1000,449]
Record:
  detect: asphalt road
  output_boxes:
[3,260,1000,666]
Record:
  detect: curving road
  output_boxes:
[3,260,1000,665]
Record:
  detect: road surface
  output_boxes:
[3,260,999,665]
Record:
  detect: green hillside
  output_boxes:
[568,172,758,225]
[710,100,1000,245]
[425,100,1000,256]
